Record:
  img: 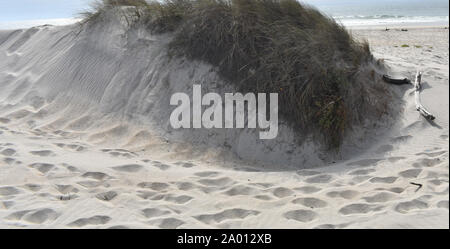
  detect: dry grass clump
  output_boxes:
[82,0,382,148]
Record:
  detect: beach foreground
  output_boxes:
[0,26,448,228]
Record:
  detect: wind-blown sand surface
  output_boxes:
[0,25,448,228]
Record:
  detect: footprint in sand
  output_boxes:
[315,223,349,229]
[151,218,185,229]
[22,184,42,192]
[294,186,322,194]
[142,208,171,218]
[62,163,80,173]
[67,215,112,227]
[6,208,59,224]
[137,190,158,200]
[1,148,16,156]
[82,172,111,181]
[388,187,406,193]
[67,144,86,152]
[137,182,170,191]
[197,177,235,187]
[249,183,274,189]
[194,208,260,225]
[326,190,359,199]
[224,185,259,196]
[3,157,21,165]
[24,209,59,224]
[175,161,196,168]
[362,192,395,203]
[182,162,196,168]
[152,161,171,170]
[398,169,422,178]
[112,164,143,173]
[349,169,376,176]
[77,181,103,188]
[55,143,86,152]
[395,199,429,213]
[194,171,221,177]
[292,197,328,208]
[197,185,222,194]
[283,210,318,223]
[148,194,167,201]
[29,150,55,157]
[55,184,79,194]
[96,191,118,201]
[173,182,196,191]
[271,187,295,198]
[163,194,194,204]
[339,203,383,215]
[29,163,55,174]
[254,195,273,201]
[369,176,398,184]
[108,225,130,229]
[101,149,137,158]
[375,187,405,194]
[428,179,446,186]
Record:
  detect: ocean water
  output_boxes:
[305,0,449,27]
[0,0,448,29]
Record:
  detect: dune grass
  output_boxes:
[81,0,380,148]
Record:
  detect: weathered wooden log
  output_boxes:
[382,74,411,85]
[414,71,435,120]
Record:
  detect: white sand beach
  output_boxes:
[0,18,448,229]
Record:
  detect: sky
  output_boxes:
[0,0,88,22]
[0,0,448,27]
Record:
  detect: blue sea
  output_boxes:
[304,0,449,27]
[0,0,448,29]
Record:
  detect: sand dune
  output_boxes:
[0,15,448,228]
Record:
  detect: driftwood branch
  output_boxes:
[382,74,411,85]
[414,71,435,120]
[410,182,423,192]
